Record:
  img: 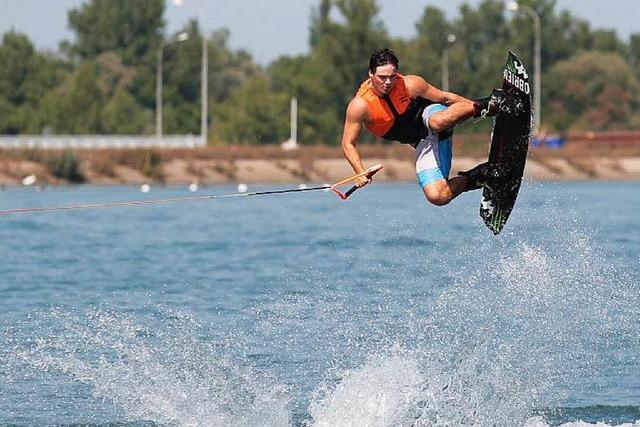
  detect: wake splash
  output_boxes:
[309,349,423,426]
[3,308,289,427]
[308,230,640,427]
[3,228,639,426]
[525,420,640,427]
[309,348,640,427]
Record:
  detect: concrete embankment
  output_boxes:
[1,143,640,186]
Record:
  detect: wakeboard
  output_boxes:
[480,51,532,235]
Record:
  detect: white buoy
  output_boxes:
[237,183,248,193]
[188,182,198,192]
[22,175,37,186]
[298,183,308,190]
[140,184,150,193]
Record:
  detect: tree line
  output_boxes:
[0,0,638,145]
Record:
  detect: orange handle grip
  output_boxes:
[332,163,383,200]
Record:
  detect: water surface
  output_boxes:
[1,181,639,426]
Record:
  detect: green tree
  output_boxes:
[40,53,148,134]
[102,88,151,133]
[0,32,68,134]
[152,21,262,136]
[47,150,85,183]
[399,6,450,84]
[545,51,640,131]
[311,0,389,106]
[64,0,165,113]
[64,0,164,66]
[591,30,625,53]
[267,55,333,145]
[294,0,390,144]
[449,0,509,98]
[0,32,36,106]
[213,76,289,144]
[4,0,640,140]
[160,21,203,135]
[208,29,261,103]
[41,62,104,133]
[511,0,578,67]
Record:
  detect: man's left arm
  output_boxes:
[404,75,470,106]
[405,74,478,132]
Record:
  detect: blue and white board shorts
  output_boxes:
[415,103,453,188]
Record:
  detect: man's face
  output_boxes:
[369,64,397,96]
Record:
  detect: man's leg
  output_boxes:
[428,89,520,132]
[427,101,476,132]
[415,131,477,206]
[422,175,471,206]
[415,104,477,206]
[419,90,521,202]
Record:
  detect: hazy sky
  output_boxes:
[0,0,638,64]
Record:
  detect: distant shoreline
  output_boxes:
[1,143,640,186]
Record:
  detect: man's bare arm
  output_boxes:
[404,74,471,106]
[341,97,371,187]
[405,74,477,132]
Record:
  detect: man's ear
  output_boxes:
[368,70,373,78]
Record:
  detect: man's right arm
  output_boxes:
[340,98,370,187]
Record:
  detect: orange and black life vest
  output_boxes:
[356,74,431,146]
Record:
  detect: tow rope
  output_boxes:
[0,164,383,215]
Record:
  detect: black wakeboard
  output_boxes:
[480,51,532,235]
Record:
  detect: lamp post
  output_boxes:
[156,32,189,138]
[201,35,208,144]
[442,33,457,92]
[170,0,208,145]
[506,1,541,134]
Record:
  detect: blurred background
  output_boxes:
[0,0,639,184]
[1,3,639,427]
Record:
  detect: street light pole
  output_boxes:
[155,32,189,139]
[531,8,541,134]
[156,45,164,138]
[506,1,541,134]
[441,33,457,91]
[201,36,208,145]
[170,0,208,145]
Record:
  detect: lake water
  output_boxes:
[1,181,639,427]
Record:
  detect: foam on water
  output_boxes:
[524,419,640,427]
[309,348,422,426]
[3,308,290,426]
[2,208,639,426]
[306,227,640,426]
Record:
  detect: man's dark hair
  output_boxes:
[369,48,399,73]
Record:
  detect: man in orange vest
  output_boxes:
[341,48,506,206]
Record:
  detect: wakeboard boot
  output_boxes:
[458,161,509,191]
[473,88,525,117]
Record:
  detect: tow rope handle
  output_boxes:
[331,163,383,200]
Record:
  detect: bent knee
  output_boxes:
[428,114,448,133]
[423,184,451,206]
[426,194,451,206]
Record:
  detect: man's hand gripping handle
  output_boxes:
[331,164,383,200]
